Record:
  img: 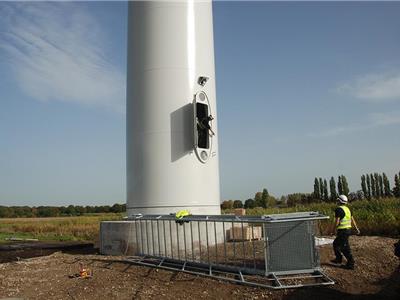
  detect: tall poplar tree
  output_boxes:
[329,177,337,201]
[378,174,384,198]
[314,178,320,200]
[341,175,350,196]
[323,179,329,201]
[319,178,324,200]
[361,175,367,198]
[371,173,376,198]
[366,174,371,199]
[338,176,343,195]
[393,174,400,198]
[374,173,380,198]
[383,173,391,197]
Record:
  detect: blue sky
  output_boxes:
[1,1,399,206]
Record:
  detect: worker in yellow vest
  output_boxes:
[331,195,360,270]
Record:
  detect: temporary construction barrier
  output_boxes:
[100,211,334,289]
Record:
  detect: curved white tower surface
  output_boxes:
[127,0,221,216]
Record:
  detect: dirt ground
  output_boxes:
[0,236,399,300]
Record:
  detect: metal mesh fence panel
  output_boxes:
[264,221,317,274]
[101,212,333,288]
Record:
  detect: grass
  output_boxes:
[224,198,400,237]
[0,214,123,243]
[0,232,40,243]
[1,198,399,243]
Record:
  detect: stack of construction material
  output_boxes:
[227,225,262,241]
[234,208,246,216]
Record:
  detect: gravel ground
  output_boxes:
[0,236,399,299]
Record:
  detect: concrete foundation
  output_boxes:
[100,220,228,257]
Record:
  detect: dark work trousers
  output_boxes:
[333,229,354,265]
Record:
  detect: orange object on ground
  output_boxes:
[79,263,92,278]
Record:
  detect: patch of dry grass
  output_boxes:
[0,214,123,242]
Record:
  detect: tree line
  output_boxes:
[312,171,400,201]
[3,171,400,216]
[313,175,349,202]
[221,170,400,209]
[221,188,278,210]
[361,173,396,199]
[0,203,126,218]
[285,171,400,206]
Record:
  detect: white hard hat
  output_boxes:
[337,195,348,204]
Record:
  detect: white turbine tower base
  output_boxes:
[126,0,221,216]
[101,0,221,256]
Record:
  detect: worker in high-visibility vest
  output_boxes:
[331,195,360,270]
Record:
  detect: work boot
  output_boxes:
[345,259,355,270]
[330,258,342,264]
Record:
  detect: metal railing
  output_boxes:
[102,212,334,289]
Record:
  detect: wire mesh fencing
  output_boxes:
[128,216,266,274]
[100,212,335,289]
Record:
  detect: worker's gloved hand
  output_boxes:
[356,228,361,235]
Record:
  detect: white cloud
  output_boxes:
[337,71,400,103]
[308,111,400,138]
[0,2,125,113]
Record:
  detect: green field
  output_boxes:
[1,198,399,243]
[0,214,123,243]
